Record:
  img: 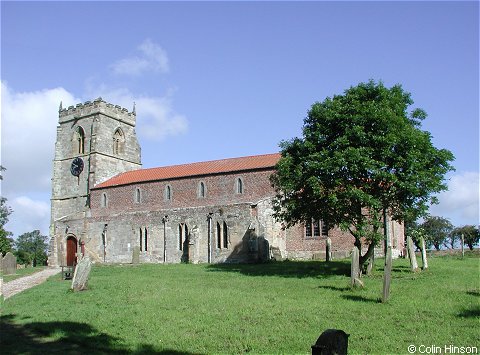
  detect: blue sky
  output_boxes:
[1,1,478,238]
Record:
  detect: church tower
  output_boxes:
[48,98,141,266]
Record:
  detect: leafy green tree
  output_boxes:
[405,220,428,250]
[271,80,455,267]
[0,166,14,256]
[15,230,49,266]
[420,216,453,250]
[452,225,480,250]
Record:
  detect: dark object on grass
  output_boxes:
[311,329,349,355]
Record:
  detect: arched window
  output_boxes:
[216,222,221,249]
[113,128,125,155]
[139,228,143,251]
[165,185,172,201]
[144,227,148,252]
[223,221,228,248]
[198,181,206,198]
[179,224,188,251]
[73,126,85,155]
[101,193,108,208]
[135,188,141,203]
[236,178,243,194]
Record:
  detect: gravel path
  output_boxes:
[2,267,62,300]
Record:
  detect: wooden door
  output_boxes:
[66,236,77,266]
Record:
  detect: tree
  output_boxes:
[271,80,455,267]
[0,166,14,256]
[452,225,480,250]
[15,230,49,266]
[420,216,453,250]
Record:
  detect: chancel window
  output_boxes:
[101,193,108,208]
[135,188,141,203]
[236,178,243,194]
[165,185,172,201]
[305,219,328,238]
[198,181,206,198]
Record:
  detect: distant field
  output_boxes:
[1,253,479,354]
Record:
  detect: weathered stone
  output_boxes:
[271,246,283,261]
[311,329,349,355]
[351,247,362,288]
[132,246,140,264]
[420,236,428,270]
[71,256,92,291]
[2,252,17,275]
[406,235,418,272]
[326,237,332,262]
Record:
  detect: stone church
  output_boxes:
[48,98,404,267]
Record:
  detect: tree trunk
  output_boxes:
[382,246,392,303]
[359,242,375,271]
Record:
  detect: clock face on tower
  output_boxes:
[70,157,84,176]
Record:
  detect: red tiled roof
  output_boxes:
[93,153,281,189]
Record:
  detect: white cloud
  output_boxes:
[1,82,79,195]
[429,171,479,227]
[84,84,188,141]
[7,196,50,237]
[110,39,169,76]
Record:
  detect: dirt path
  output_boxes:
[2,267,62,300]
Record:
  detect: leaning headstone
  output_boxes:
[71,256,92,292]
[271,247,283,261]
[406,235,418,272]
[2,252,17,275]
[132,246,140,264]
[325,238,332,262]
[311,329,349,355]
[350,247,363,288]
[420,236,428,270]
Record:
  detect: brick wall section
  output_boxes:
[91,169,274,215]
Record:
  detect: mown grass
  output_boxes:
[1,266,47,282]
[1,254,479,354]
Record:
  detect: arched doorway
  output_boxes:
[66,235,78,266]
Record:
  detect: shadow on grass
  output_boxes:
[341,294,380,304]
[0,314,202,355]
[457,306,480,319]
[207,260,350,279]
[317,285,350,292]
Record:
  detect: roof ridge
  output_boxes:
[93,152,280,189]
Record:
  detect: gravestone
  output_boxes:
[406,235,418,272]
[71,256,92,291]
[132,246,140,264]
[2,252,17,275]
[420,236,428,270]
[325,238,332,262]
[366,251,375,275]
[350,248,363,288]
[271,247,283,261]
[311,329,349,355]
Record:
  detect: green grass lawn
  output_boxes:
[1,266,47,282]
[1,254,479,354]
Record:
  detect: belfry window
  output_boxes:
[113,128,125,155]
[74,126,85,155]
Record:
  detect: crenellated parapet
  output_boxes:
[59,97,136,126]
